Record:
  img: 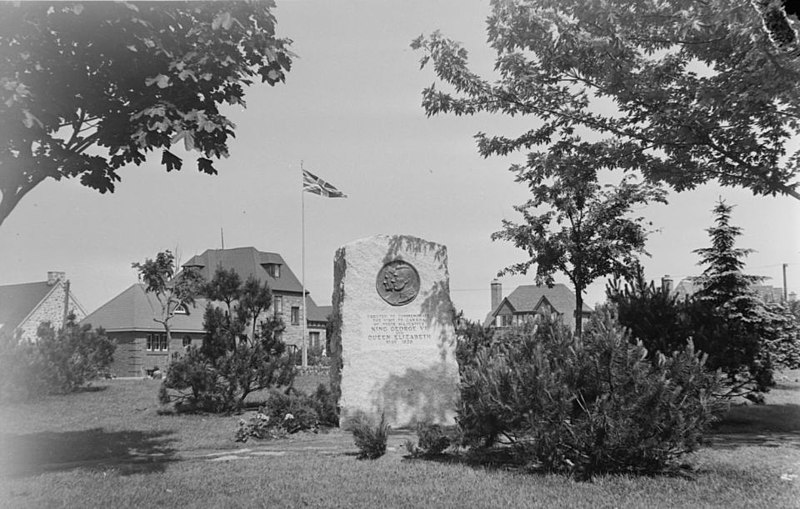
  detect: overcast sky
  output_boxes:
[1,0,798,322]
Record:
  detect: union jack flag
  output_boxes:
[302,169,347,198]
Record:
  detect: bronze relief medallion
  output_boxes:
[376,260,420,306]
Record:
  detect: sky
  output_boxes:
[0,0,798,323]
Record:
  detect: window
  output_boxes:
[309,331,320,349]
[497,314,513,327]
[147,333,167,352]
[266,263,281,278]
[274,296,283,315]
[173,304,188,315]
[182,335,192,348]
[291,306,300,325]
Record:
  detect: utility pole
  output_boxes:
[783,263,788,302]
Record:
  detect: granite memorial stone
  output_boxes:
[330,235,460,427]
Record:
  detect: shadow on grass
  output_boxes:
[709,402,800,449]
[73,385,109,394]
[0,428,178,477]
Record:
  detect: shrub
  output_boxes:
[307,345,330,367]
[262,389,321,433]
[234,385,338,442]
[348,412,389,460]
[160,269,297,412]
[0,316,115,402]
[457,310,722,477]
[311,383,339,427]
[234,411,287,442]
[607,265,799,397]
[406,422,454,457]
[0,340,45,401]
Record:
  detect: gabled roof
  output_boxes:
[0,281,55,336]
[181,247,303,294]
[484,284,593,327]
[306,297,331,323]
[81,284,207,333]
[506,284,593,314]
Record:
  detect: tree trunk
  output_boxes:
[574,287,584,338]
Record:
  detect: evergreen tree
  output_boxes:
[694,200,764,307]
[690,200,779,396]
[161,267,295,412]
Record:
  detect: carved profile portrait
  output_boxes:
[376,260,420,306]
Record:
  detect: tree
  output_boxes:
[607,221,800,399]
[690,199,781,395]
[411,0,799,199]
[132,250,203,346]
[492,144,666,336]
[694,200,765,307]
[0,1,293,226]
[161,267,296,412]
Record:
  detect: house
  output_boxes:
[484,280,593,329]
[306,300,332,353]
[0,272,86,343]
[664,275,786,303]
[83,247,331,376]
[181,247,325,352]
[81,283,208,377]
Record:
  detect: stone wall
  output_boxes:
[18,282,86,342]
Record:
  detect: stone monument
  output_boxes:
[330,234,460,428]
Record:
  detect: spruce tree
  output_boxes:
[694,200,763,308]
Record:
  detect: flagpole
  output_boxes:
[301,161,308,369]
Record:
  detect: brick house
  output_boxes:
[81,283,208,377]
[484,280,593,330]
[83,247,331,376]
[0,272,86,343]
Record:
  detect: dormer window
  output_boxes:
[266,263,281,278]
[174,304,189,315]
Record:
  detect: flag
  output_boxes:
[302,169,347,198]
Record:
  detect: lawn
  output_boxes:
[0,372,798,508]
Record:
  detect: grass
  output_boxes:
[1,372,799,508]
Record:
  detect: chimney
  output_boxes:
[47,271,66,286]
[661,275,673,294]
[491,279,502,311]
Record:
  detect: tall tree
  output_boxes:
[694,200,764,306]
[412,0,799,199]
[492,143,667,336]
[0,1,293,226]
[690,199,783,395]
[132,250,203,347]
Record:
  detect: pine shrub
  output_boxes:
[348,412,389,460]
[457,310,722,477]
[408,422,453,457]
[0,316,115,401]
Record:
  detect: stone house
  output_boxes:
[83,246,331,376]
[306,300,332,354]
[484,280,593,330]
[181,246,329,352]
[0,272,86,342]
